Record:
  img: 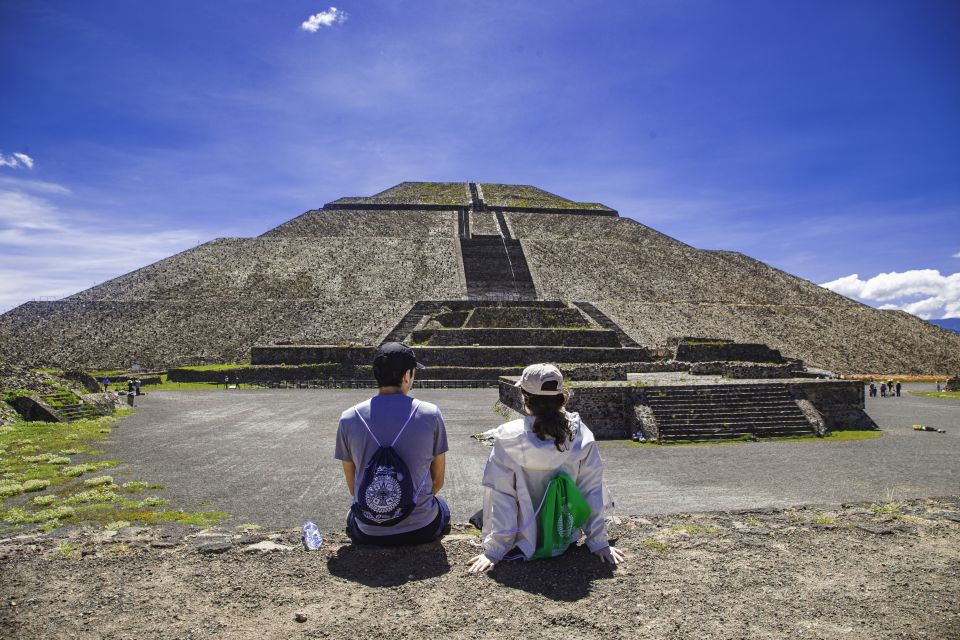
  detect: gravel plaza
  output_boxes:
[110,383,960,531]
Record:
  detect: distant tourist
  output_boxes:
[127,379,135,394]
[102,377,111,393]
[224,375,230,389]
[467,363,624,572]
[895,381,901,397]
[335,342,449,546]
[134,378,142,395]
[937,381,942,393]
[880,383,887,398]
[869,382,876,397]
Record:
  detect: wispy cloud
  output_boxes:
[0,152,34,170]
[301,7,347,32]
[0,179,202,312]
[820,270,960,319]
[953,251,960,258]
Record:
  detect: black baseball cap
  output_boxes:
[373,342,426,370]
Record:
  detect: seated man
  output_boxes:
[335,342,449,545]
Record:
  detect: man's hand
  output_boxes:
[593,546,626,565]
[467,553,496,573]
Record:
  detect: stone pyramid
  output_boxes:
[1,181,957,374]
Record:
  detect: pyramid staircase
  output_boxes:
[40,391,102,421]
[644,384,815,442]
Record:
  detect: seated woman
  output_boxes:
[468,363,625,572]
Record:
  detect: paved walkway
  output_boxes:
[110,384,959,531]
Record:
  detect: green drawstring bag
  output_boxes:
[531,471,592,560]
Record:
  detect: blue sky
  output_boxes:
[1,1,958,316]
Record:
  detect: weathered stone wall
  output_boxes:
[676,342,783,363]
[465,307,589,328]
[789,381,874,430]
[170,364,526,383]
[254,345,651,367]
[688,361,802,378]
[497,379,633,439]
[410,328,621,347]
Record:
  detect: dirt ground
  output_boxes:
[2,497,959,640]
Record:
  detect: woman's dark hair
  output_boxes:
[373,360,414,388]
[522,389,573,451]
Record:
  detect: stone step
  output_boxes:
[657,418,813,431]
[660,429,813,441]
[646,395,798,405]
[655,413,812,425]
[647,401,802,412]
[645,386,794,395]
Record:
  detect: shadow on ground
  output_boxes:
[327,541,451,587]
[488,543,618,601]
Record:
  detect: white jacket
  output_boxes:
[480,411,612,561]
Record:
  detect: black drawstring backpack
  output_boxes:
[351,399,431,527]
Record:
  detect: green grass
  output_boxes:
[642,539,669,552]
[0,411,228,531]
[911,391,960,399]
[668,523,721,534]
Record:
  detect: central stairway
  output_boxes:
[644,384,815,441]
[459,237,536,300]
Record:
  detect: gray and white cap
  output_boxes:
[515,363,564,395]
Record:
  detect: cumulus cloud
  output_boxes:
[301,7,347,31]
[0,152,34,170]
[821,270,960,319]
[0,179,202,312]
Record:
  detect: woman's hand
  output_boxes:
[467,553,496,573]
[593,545,626,565]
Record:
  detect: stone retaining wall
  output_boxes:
[253,345,651,367]
[410,328,621,347]
[498,378,870,440]
[676,342,784,363]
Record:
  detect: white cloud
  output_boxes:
[821,270,960,320]
[953,251,960,258]
[0,152,34,170]
[301,7,347,32]
[0,180,202,312]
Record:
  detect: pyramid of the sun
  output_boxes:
[1,181,957,374]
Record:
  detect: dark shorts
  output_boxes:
[346,497,450,546]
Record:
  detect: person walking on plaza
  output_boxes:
[467,363,624,573]
[869,382,876,397]
[335,342,450,546]
[895,381,902,397]
[880,382,887,398]
[134,378,142,395]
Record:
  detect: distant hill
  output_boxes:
[930,318,960,334]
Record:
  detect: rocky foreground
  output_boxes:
[2,497,959,640]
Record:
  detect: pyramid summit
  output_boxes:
[1,181,957,374]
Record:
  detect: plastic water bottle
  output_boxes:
[302,521,323,550]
